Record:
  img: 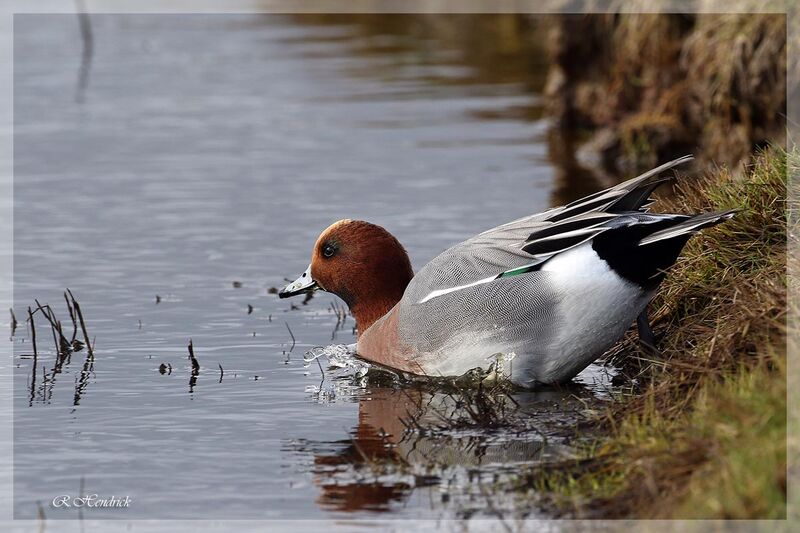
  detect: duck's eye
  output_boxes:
[322,243,336,258]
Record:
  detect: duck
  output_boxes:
[279,156,736,387]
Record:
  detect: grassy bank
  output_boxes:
[545,13,788,174]
[518,148,788,519]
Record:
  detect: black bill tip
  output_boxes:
[278,281,318,299]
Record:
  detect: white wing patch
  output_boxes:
[418,275,497,304]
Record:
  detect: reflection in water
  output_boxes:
[285,14,549,91]
[284,13,620,209]
[24,343,95,408]
[546,127,615,206]
[74,2,94,103]
[22,295,97,408]
[291,368,612,515]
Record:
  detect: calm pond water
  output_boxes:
[12,14,619,522]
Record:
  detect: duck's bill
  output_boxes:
[278,265,319,299]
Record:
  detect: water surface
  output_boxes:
[12,14,617,521]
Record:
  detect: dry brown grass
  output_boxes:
[518,148,788,519]
[683,14,787,168]
[546,13,787,173]
[611,147,785,413]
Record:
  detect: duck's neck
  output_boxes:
[351,297,400,335]
[347,272,412,335]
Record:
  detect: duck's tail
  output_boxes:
[607,154,696,213]
[546,155,694,222]
[637,209,738,246]
[590,209,737,288]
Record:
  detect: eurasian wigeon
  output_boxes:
[280,156,735,387]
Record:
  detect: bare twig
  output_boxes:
[67,290,93,358]
[187,340,199,393]
[34,299,62,354]
[315,356,325,383]
[36,500,45,533]
[78,476,85,524]
[188,339,199,374]
[64,291,77,342]
[285,322,296,352]
[10,308,17,337]
[28,306,38,406]
[27,306,37,357]
[74,0,93,103]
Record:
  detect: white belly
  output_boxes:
[523,243,651,385]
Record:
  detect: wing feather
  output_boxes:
[410,156,696,304]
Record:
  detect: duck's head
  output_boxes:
[279,219,414,334]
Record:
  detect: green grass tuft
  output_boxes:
[516,148,788,519]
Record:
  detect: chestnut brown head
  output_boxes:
[279,220,414,333]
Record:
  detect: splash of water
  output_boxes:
[303,345,370,403]
[303,344,370,378]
